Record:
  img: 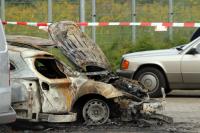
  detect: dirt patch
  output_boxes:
[3,120,200,133]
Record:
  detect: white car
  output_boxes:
[0,20,16,124]
[117,37,200,97]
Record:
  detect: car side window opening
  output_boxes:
[35,59,66,79]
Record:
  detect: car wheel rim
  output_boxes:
[138,72,159,92]
[83,99,110,125]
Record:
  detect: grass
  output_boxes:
[4,0,199,70]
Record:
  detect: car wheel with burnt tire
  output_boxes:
[82,99,110,125]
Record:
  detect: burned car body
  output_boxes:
[7,21,172,125]
[9,45,76,122]
[9,44,130,124]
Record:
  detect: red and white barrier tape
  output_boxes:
[78,22,200,27]
[2,21,200,28]
[2,21,51,26]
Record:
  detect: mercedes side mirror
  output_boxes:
[187,48,199,55]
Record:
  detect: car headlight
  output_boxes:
[121,59,129,70]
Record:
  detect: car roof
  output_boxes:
[6,35,54,58]
[8,45,53,58]
[6,35,55,47]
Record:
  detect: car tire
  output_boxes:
[82,99,110,125]
[134,67,167,98]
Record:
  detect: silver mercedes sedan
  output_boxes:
[117,37,200,97]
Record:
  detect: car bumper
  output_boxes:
[115,97,173,123]
[116,69,134,79]
[38,112,77,123]
[0,106,16,124]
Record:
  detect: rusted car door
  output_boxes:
[33,58,73,113]
[48,21,111,73]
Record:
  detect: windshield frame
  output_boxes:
[178,37,200,55]
[55,59,80,77]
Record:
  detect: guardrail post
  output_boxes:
[131,0,136,43]
[1,0,5,21]
[92,0,96,43]
[169,0,173,41]
[80,0,85,32]
[48,0,53,23]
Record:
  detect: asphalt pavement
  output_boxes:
[164,90,200,123]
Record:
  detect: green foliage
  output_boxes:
[100,33,188,71]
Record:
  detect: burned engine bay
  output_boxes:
[48,21,149,97]
[8,21,173,127]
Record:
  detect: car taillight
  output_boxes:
[121,59,129,70]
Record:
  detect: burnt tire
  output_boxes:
[134,67,167,98]
[82,99,110,125]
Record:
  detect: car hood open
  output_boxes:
[48,21,111,73]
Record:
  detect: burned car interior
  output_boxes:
[7,21,173,126]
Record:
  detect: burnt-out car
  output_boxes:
[7,21,172,125]
[9,44,130,124]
